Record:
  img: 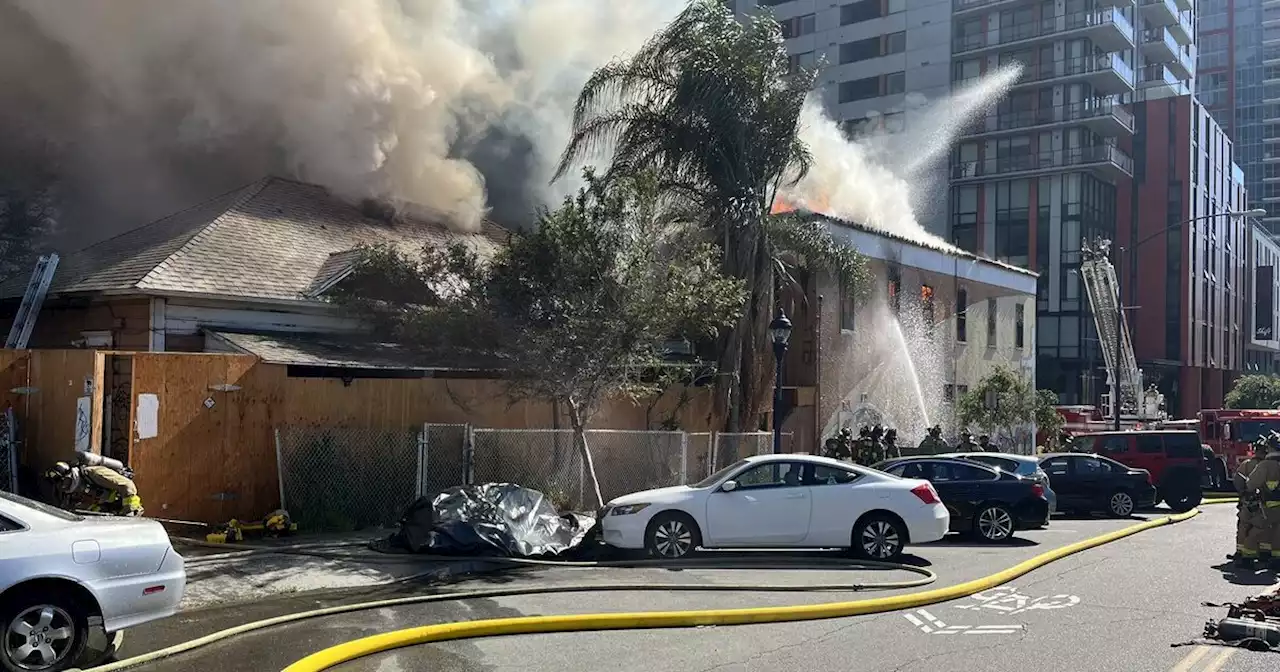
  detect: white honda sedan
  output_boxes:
[0,491,185,672]
[600,454,949,561]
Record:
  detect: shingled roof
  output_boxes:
[0,177,512,302]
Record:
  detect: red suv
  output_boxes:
[1073,430,1203,513]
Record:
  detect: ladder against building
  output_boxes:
[1078,238,1142,417]
[4,253,59,350]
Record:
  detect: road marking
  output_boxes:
[903,609,1023,636]
[1170,646,1210,672]
[1202,647,1236,672]
[955,586,1081,614]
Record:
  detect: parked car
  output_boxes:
[599,454,950,561]
[940,452,1057,517]
[1,491,186,672]
[1073,430,1202,512]
[1037,452,1157,518]
[871,457,1051,543]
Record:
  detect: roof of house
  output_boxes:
[0,177,512,302]
[206,331,504,373]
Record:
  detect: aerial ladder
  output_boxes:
[4,253,59,350]
[1078,238,1164,422]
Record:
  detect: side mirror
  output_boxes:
[721,480,738,493]
[1223,423,1232,440]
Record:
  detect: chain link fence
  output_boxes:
[1,408,16,493]
[582,430,687,505]
[418,423,467,496]
[471,429,584,510]
[275,426,420,533]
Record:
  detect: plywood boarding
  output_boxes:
[129,353,281,523]
[90,352,106,454]
[23,350,97,470]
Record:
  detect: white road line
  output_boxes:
[904,614,925,628]
[918,609,945,626]
[974,625,1025,629]
[964,630,1020,634]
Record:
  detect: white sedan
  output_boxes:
[0,490,185,672]
[600,454,949,561]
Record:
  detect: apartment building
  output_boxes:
[1247,224,1280,375]
[1121,97,1250,416]
[739,0,1198,407]
[1196,0,1275,231]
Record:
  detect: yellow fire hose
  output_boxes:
[71,508,1205,672]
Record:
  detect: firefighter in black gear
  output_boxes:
[918,425,947,455]
[977,434,998,452]
[954,431,976,452]
[823,428,856,461]
[883,428,900,459]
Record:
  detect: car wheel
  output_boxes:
[645,512,701,559]
[852,514,907,562]
[1107,490,1135,518]
[1,590,89,672]
[974,504,1016,542]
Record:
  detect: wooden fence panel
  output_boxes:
[129,353,280,523]
[24,350,96,471]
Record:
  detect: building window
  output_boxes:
[885,71,906,95]
[885,31,906,55]
[921,285,935,335]
[994,180,1030,267]
[788,51,815,73]
[839,37,880,64]
[987,297,997,348]
[780,13,816,38]
[956,288,968,342]
[840,0,881,25]
[1015,303,1025,349]
[838,76,879,103]
[952,186,978,252]
[840,278,856,332]
[944,384,955,403]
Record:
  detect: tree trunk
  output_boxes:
[567,400,605,509]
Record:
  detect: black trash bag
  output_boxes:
[381,483,597,558]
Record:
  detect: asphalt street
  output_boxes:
[123,505,1277,672]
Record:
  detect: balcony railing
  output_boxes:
[950,145,1134,180]
[953,8,1135,55]
[955,53,1135,93]
[962,100,1134,136]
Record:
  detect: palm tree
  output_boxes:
[555,0,866,432]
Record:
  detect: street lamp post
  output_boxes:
[769,310,793,455]
[1113,208,1264,427]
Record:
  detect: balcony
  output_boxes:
[952,8,1136,57]
[960,100,1134,139]
[952,0,1024,15]
[958,53,1135,95]
[1173,0,1193,11]
[1139,0,1179,28]
[1140,28,1192,78]
[1169,11,1195,44]
[950,145,1134,184]
[1137,64,1191,100]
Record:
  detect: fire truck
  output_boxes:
[1196,409,1280,481]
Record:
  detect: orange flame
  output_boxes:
[770,194,830,215]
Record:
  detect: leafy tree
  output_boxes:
[333,171,745,507]
[1035,388,1065,450]
[554,0,868,432]
[0,181,57,283]
[1224,375,1280,410]
[957,366,1059,451]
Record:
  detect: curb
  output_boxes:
[281,509,1202,671]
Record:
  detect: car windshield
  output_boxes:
[1231,420,1280,443]
[0,490,83,522]
[692,460,750,488]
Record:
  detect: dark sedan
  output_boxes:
[872,457,1050,542]
[1037,452,1157,518]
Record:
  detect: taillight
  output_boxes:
[1031,483,1045,498]
[911,483,941,504]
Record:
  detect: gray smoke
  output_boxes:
[0,0,680,242]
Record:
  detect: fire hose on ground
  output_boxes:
[69,509,1204,672]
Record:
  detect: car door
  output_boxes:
[1068,455,1111,505]
[930,461,1000,529]
[802,463,871,546]
[1131,433,1165,482]
[1095,434,1132,467]
[703,460,814,546]
[1041,456,1077,506]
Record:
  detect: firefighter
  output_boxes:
[46,460,144,516]
[883,428,900,459]
[1233,439,1264,567]
[1243,433,1280,569]
[955,430,976,452]
[823,428,855,461]
[977,434,998,452]
[918,425,947,455]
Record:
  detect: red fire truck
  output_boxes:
[1197,409,1280,480]
[1043,406,1140,445]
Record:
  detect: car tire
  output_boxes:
[852,513,907,562]
[644,512,701,559]
[1106,490,1135,518]
[0,588,90,672]
[1160,472,1203,513]
[974,504,1016,542]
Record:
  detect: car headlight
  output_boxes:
[610,503,651,516]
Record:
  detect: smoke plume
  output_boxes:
[0,0,677,240]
